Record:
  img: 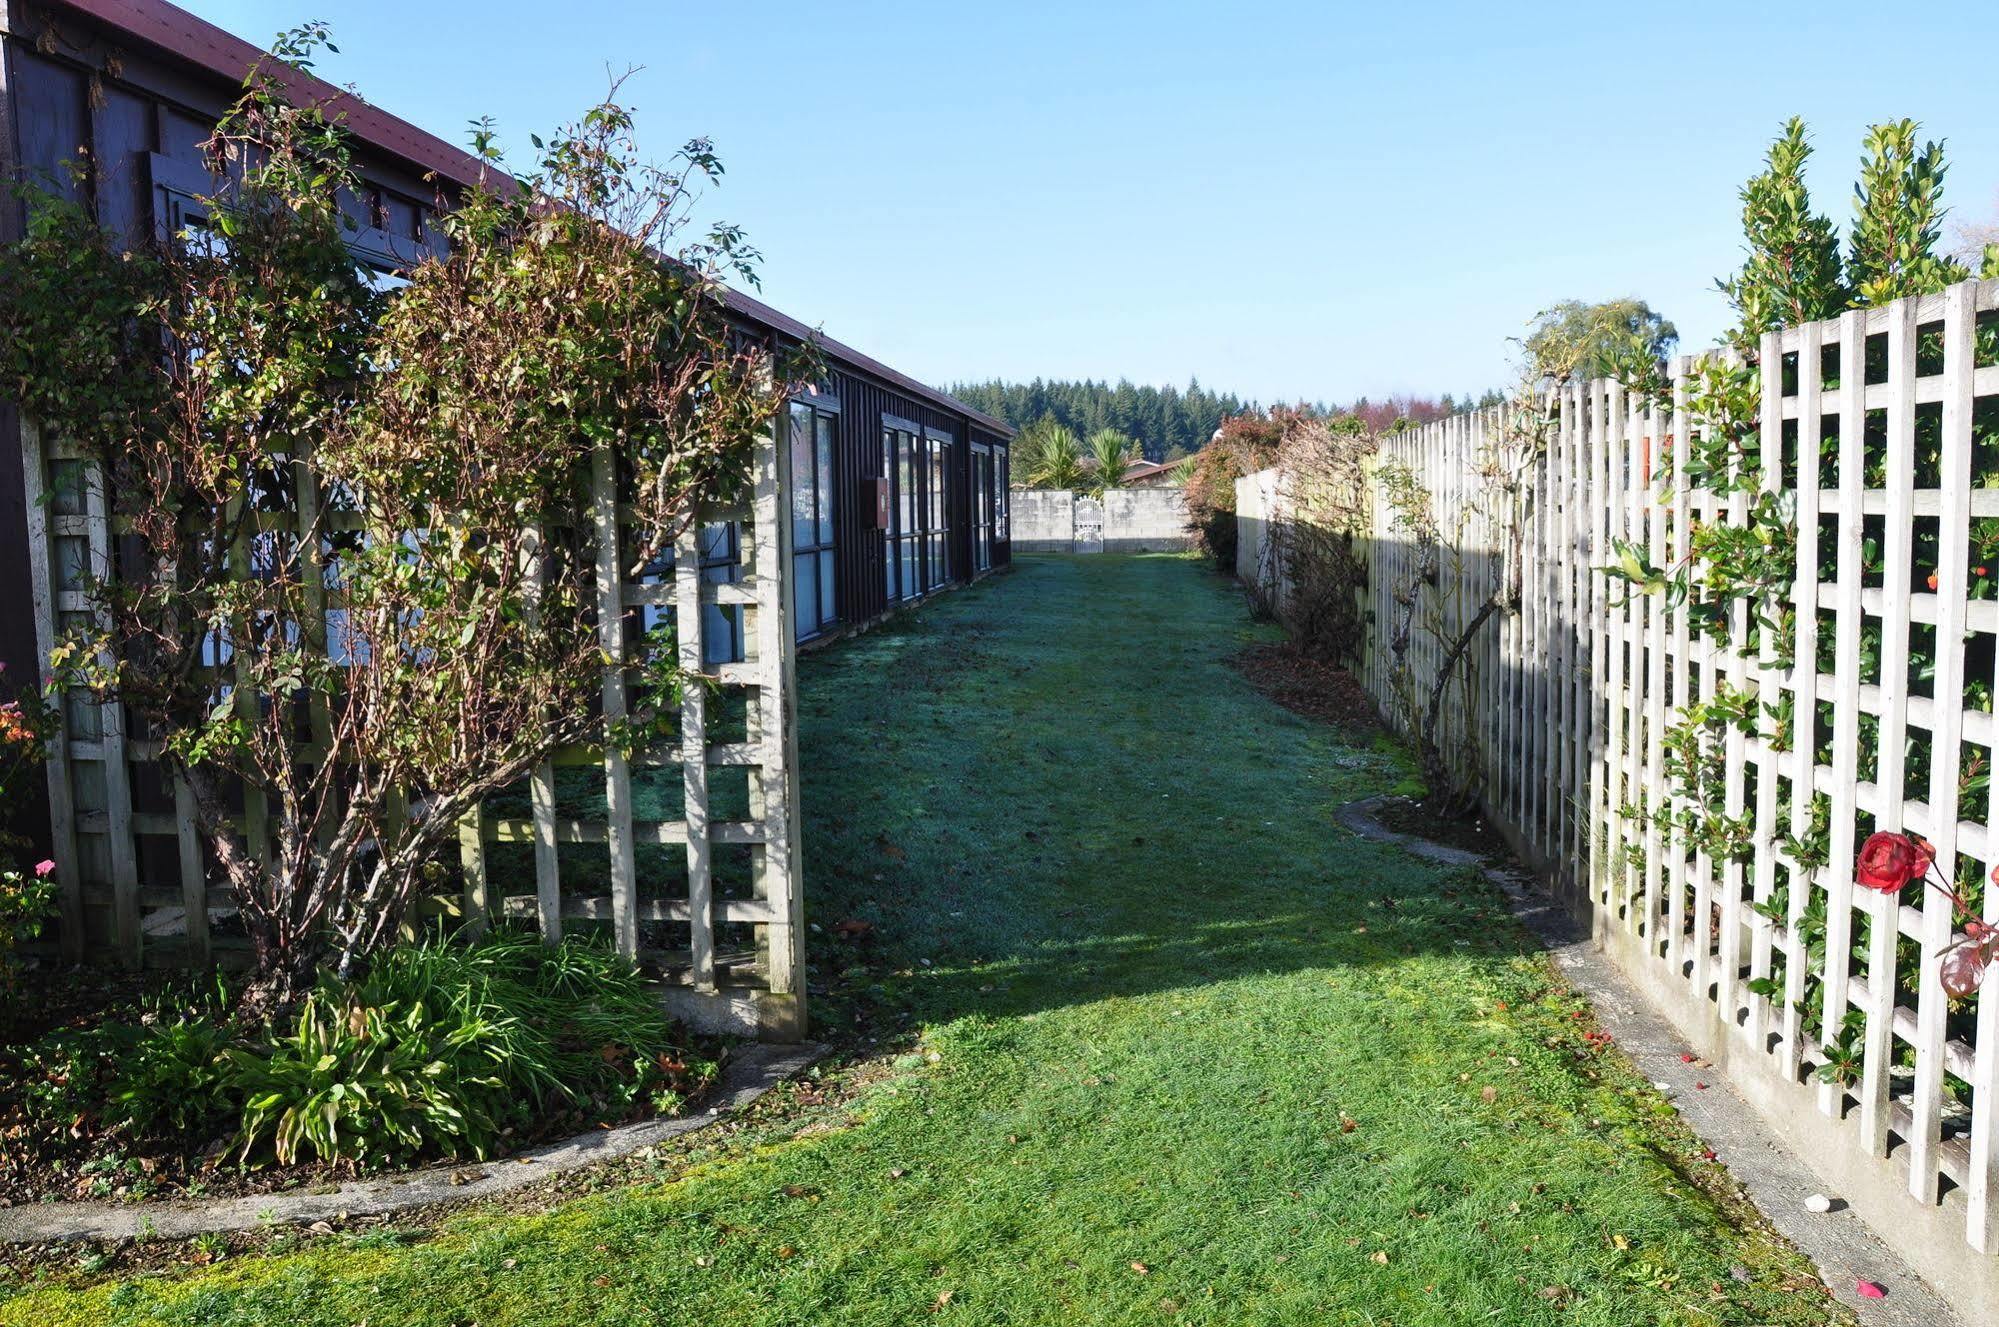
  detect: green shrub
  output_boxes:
[0,931,709,1177]
[104,1013,236,1141]
[227,929,709,1167]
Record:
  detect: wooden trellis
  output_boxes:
[17,420,805,1040]
[1294,277,1999,1287]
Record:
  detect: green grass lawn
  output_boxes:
[0,554,1845,1326]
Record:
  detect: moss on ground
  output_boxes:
[0,554,1846,1326]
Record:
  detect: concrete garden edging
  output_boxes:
[1336,796,1961,1327]
[0,1041,826,1246]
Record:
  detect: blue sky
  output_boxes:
[179,1,1999,407]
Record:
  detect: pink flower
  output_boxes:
[33,860,55,878]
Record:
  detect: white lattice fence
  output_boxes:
[1356,277,1999,1289]
[18,419,805,1040]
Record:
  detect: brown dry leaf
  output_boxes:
[933,1290,954,1310]
[1370,1250,1390,1265]
[1131,1261,1150,1275]
[1339,1115,1358,1133]
[1480,1086,1498,1104]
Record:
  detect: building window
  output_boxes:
[972,444,994,572]
[881,418,959,601]
[884,424,918,601]
[699,522,745,663]
[927,433,951,587]
[790,402,838,641]
[996,448,1010,541]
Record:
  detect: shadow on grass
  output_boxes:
[789,553,1532,1036]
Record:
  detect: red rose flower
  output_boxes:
[1856,832,1920,893]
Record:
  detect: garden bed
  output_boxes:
[0,932,722,1209]
[1231,640,1380,731]
[1369,793,1505,860]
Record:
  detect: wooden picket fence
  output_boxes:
[17,420,806,1039]
[1280,277,1999,1285]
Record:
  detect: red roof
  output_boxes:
[46,0,1010,437]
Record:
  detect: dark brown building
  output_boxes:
[0,0,1012,706]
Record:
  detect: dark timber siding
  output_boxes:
[0,0,1008,666]
[0,0,1010,873]
[824,370,1008,638]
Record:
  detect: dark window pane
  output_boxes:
[815,413,836,546]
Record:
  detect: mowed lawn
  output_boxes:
[2,554,1845,1327]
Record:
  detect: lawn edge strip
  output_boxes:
[0,1042,827,1247]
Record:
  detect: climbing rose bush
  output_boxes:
[1854,831,1995,997]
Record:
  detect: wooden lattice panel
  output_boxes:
[19,420,805,1040]
[1349,278,1999,1263]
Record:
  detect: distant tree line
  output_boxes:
[949,377,1501,463]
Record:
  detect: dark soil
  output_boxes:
[1231,641,1380,732]
[1371,794,1503,859]
[0,960,157,1047]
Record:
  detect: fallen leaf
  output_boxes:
[1131,1261,1150,1275]
[1855,1280,1886,1299]
[1480,1086,1498,1104]
[1369,1250,1390,1265]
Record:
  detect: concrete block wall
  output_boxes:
[1009,487,1191,554]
